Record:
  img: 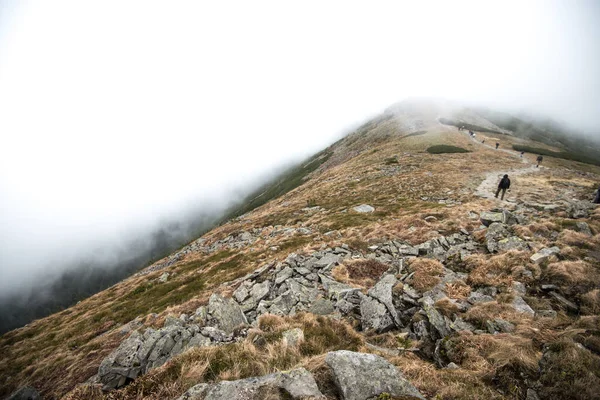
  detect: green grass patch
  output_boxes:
[426,145,471,154]
[512,145,600,166]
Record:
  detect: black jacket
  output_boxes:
[498,177,511,189]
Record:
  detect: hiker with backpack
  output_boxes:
[495,142,499,149]
[495,174,511,200]
[536,155,543,167]
[594,184,600,204]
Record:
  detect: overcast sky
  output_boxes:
[1,1,599,296]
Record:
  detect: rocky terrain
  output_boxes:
[2,100,600,400]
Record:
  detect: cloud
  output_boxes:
[0,1,599,298]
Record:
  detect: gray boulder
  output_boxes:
[308,298,335,315]
[360,296,394,332]
[353,204,375,213]
[208,294,248,334]
[530,246,560,264]
[325,350,425,400]
[6,386,41,400]
[282,328,304,347]
[98,331,146,390]
[485,223,528,253]
[421,296,451,339]
[177,368,324,400]
[567,201,592,219]
[368,274,402,327]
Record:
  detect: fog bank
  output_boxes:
[1,1,599,307]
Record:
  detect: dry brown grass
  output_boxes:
[545,260,600,288]
[445,280,471,299]
[581,289,600,315]
[465,250,536,288]
[333,259,390,288]
[465,300,534,329]
[435,298,461,318]
[406,258,443,292]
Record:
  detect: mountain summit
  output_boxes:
[2,100,600,400]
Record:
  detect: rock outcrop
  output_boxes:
[325,350,425,400]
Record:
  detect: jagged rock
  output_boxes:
[512,296,535,316]
[177,368,324,400]
[287,278,319,304]
[325,350,425,400]
[446,362,460,370]
[485,223,509,252]
[368,274,402,327]
[421,297,451,339]
[319,275,353,300]
[412,319,430,339]
[159,272,170,283]
[540,284,560,291]
[575,221,593,236]
[497,236,529,252]
[233,282,251,303]
[308,298,335,315]
[360,296,394,332]
[6,386,41,400]
[314,253,341,268]
[275,267,294,285]
[530,246,560,264]
[193,306,207,324]
[208,294,248,334]
[282,328,304,347]
[467,292,494,304]
[200,326,231,342]
[353,204,375,213]
[549,292,578,312]
[240,281,271,312]
[567,201,592,219]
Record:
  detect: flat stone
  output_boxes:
[421,296,451,339]
[208,294,248,334]
[6,386,41,400]
[353,204,375,213]
[325,350,425,400]
[275,267,294,285]
[530,247,560,264]
[314,253,341,268]
[177,368,324,400]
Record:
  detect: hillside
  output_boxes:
[2,100,600,400]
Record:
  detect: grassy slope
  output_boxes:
[1,114,600,399]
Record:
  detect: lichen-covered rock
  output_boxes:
[421,296,451,339]
[325,350,425,400]
[177,368,324,400]
[208,294,248,334]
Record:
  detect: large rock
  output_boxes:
[549,291,578,312]
[177,368,324,400]
[99,325,212,390]
[325,350,425,400]
[6,386,41,400]
[208,294,248,333]
[368,274,402,327]
[485,223,527,253]
[359,296,394,332]
[530,246,560,264]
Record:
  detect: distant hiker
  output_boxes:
[536,155,543,167]
[594,184,600,204]
[520,151,525,158]
[495,142,499,149]
[495,174,511,200]
[482,139,485,144]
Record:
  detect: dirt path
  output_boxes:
[457,130,546,201]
